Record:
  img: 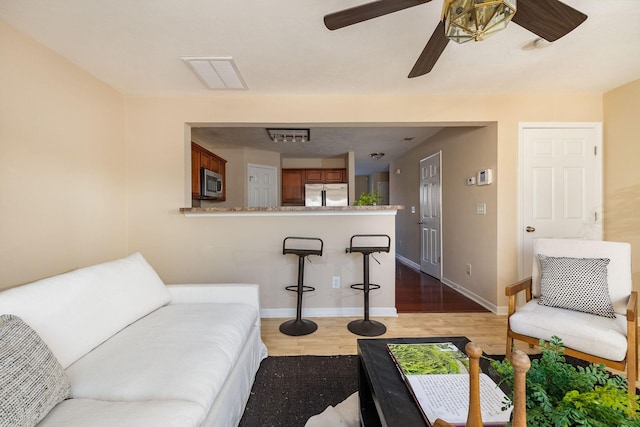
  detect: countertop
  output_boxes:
[180,205,404,216]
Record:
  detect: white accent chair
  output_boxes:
[506,238,637,395]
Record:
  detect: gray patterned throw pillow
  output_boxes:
[0,314,71,427]
[537,255,616,318]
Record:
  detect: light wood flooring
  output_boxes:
[263,261,511,356]
[261,313,525,356]
[261,261,637,387]
[263,261,521,356]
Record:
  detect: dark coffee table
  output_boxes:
[357,336,499,427]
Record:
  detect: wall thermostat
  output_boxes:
[477,169,492,186]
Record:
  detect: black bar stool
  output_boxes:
[346,234,391,337]
[279,237,323,336]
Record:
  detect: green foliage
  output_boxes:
[490,336,640,426]
[353,190,384,206]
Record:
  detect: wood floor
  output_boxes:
[263,260,511,357]
[395,261,488,313]
[260,260,637,386]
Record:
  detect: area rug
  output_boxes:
[239,355,358,427]
[239,353,622,427]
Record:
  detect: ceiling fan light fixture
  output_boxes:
[443,0,517,44]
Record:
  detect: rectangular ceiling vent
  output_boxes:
[181,57,247,90]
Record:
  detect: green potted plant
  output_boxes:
[353,190,384,206]
[490,336,640,427]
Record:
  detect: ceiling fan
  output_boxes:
[323,0,587,78]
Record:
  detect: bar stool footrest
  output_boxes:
[349,283,381,292]
[285,285,316,293]
[347,319,386,337]
[279,318,318,336]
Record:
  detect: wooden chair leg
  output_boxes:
[627,329,637,396]
[506,334,513,359]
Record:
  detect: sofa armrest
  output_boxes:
[166,284,260,311]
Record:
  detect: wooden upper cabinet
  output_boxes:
[282,169,305,205]
[191,142,227,201]
[191,148,201,198]
[324,169,346,183]
[303,168,346,183]
[304,169,324,183]
[281,168,347,205]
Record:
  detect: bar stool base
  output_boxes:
[347,319,386,337]
[279,318,318,336]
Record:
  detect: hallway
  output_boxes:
[395,261,488,313]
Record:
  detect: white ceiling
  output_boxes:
[2,0,639,173]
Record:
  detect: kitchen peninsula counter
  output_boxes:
[176,205,401,318]
[180,205,404,216]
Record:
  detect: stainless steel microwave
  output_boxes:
[200,168,223,199]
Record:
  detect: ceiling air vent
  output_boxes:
[181,57,247,90]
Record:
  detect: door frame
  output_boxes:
[419,151,443,279]
[517,122,603,279]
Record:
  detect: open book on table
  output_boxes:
[387,342,512,426]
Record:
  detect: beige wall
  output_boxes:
[8,20,635,313]
[603,79,640,288]
[123,95,601,311]
[0,21,126,290]
[391,126,499,308]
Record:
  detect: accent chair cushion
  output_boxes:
[538,254,616,318]
[509,299,628,361]
[0,314,71,427]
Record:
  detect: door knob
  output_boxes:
[525,226,536,233]
[418,220,424,225]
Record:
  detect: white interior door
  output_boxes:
[519,123,602,277]
[248,164,277,207]
[420,152,442,279]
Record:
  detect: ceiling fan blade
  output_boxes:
[408,21,449,78]
[324,0,430,30]
[512,0,587,42]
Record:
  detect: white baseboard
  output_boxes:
[395,254,420,271]
[440,277,507,315]
[261,307,398,318]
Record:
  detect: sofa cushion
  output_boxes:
[537,255,616,318]
[509,298,628,361]
[38,398,203,427]
[0,315,71,427]
[0,253,171,368]
[65,302,259,419]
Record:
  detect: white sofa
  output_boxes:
[0,253,267,427]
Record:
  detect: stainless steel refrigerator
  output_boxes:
[305,183,348,206]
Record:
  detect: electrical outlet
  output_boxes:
[466,264,472,275]
[332,276,341,289]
